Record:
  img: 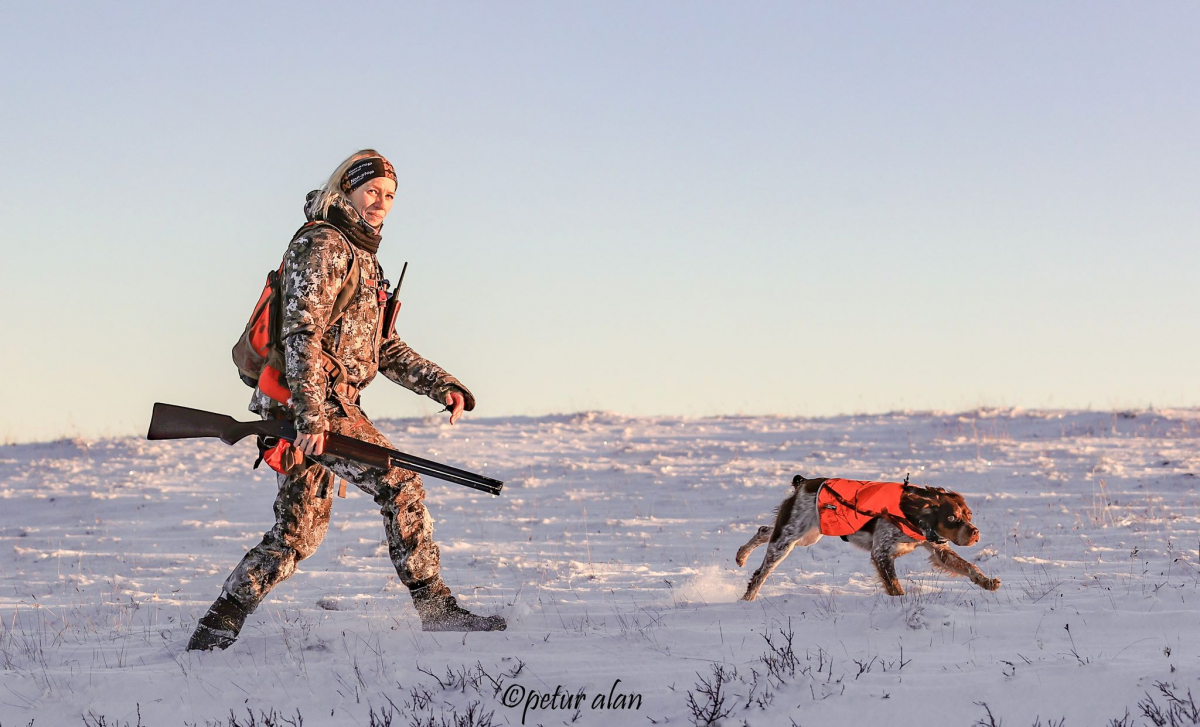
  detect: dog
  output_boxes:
[736,475,1000,600]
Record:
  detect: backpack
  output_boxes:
[232,221,361,406]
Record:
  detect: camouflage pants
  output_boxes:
[221,403,440,611]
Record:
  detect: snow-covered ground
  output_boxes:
[2,408,1199,726]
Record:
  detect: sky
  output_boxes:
[1,2,1197,443]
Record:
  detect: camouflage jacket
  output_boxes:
[250,193,474,434]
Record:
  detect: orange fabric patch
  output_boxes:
[259,364,292,406]
[262,439,302,475]
[817,478,924,540]
[246,268,280,358]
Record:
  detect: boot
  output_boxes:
[187,592,252,651]
[410,579,506,632]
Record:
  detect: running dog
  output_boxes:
[736,475,1000,600]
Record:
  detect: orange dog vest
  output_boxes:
[817,478,925,540]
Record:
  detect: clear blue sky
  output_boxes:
[1,2,1197,442]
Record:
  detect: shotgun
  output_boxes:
[146,402,503,496]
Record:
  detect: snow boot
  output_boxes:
[187,592,252,651]
[410,579,506,632]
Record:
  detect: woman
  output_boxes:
[189,150,504,651]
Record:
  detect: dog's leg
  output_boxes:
[741,491,821,601]
[742,539,799,601]
[870,526,906,596]
[870,552,904,596]
[736,526,773,567]
[925,544,1001,591]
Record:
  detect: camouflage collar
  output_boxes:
[306,191,382,254]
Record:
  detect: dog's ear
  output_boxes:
[792,475,806,486]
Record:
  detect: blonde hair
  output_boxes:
[306,148,388,220]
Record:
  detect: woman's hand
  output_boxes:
[445,390,465,425]
[295,429,326,456]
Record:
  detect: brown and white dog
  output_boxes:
[736,475,1000,600]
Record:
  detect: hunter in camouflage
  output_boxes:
[189,150,504,651]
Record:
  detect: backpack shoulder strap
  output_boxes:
[289,221,362,326]
[328,238,361,326]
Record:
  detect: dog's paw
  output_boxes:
[735,547,752,567]
[983,577,1001,591]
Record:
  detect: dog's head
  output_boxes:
[902,486,979,546]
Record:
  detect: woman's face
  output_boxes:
[349,177,397,228]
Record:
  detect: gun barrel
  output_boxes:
[390,451,503,495]
[324,432,503,496]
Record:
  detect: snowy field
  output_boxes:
[2,408,1199,726]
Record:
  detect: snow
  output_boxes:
[1,409,1199,725]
